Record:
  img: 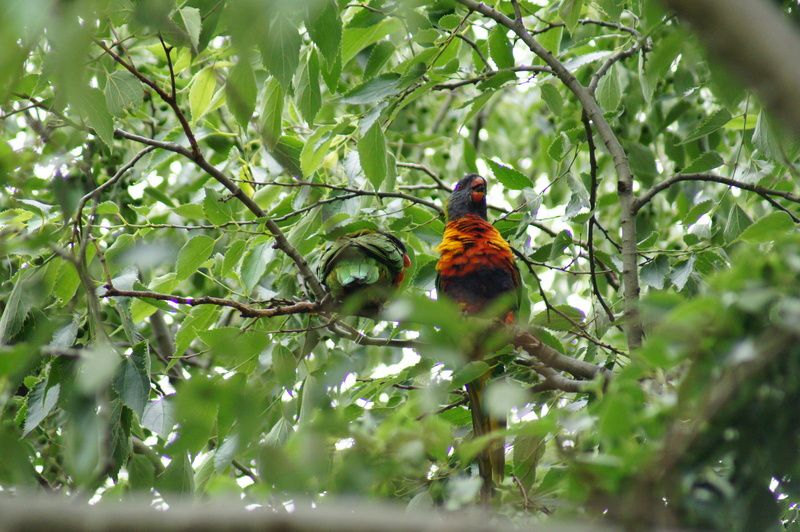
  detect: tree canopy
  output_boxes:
[1,0,800,529]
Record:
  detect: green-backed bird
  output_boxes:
[319,230,411,315]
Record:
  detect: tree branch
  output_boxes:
[583,113,618,327]
[634,173,800,214]
[73,145,155,238]
[102,287,319,319]
[433,65,552,90]
[0,494,600,532]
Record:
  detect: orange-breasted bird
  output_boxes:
[435,174,522,498]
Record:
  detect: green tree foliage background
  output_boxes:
[1,0,799,528]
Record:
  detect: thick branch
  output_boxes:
[455,0,643,350]
[634,173,800,213]
[512,329,611,381]
[0,494,599,532]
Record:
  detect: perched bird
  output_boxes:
[436,174,522,498]
[319,230,411,315]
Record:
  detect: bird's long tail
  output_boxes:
[465,371,505,502]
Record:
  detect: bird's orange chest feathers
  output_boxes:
[436,214,515,277]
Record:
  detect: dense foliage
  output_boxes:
[1,0,799,528]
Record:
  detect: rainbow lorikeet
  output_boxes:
[435,174,522,496]
[319,230,411,314]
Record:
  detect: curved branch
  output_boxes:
[512,329,611,381]
[634,173,800,213]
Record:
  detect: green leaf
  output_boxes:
[487,159,533,190]
[108,400,132,480]
[157,451,194,497]
[488,26,514,69]
[260,78,284,148]
[189,67,217,123]
[0,269,34,343]
[547,132,571,161]
[341,73,402,104]
[96,201,120,215]
[128,454,156,491]
[300,126,335,177]
[142,398,175,439]
[640,255,669,290]
[438,14,462,31]
[565,174,589,219]
[513,433,545,492]
[451,361,490,389]
[23,378,60,436]
[752,110,783,161]
[179,7,202,49]
[540,83,562,115]
[559,0,584,32]
[682,152,724,174]
[724,204,752,243]
[461,90,494,128]
[104,70,144,116]
[259,14,301,89]
[644,32,683,88]
[131,274,178,323]
[264,417,293,447]
[272,345,297,388]
[176,235,215,280]
[670,256,695,290]
[77,88,114,147]
[738,212,794,243]
[364,41,395,79]
[203,188,237,224]
[199,328,269,368]
[297,50,322,125]
[595,0,623,18]
[532,305,585,331]
[723,114,757,131]
[240,237,274,294]
[174,305,219,359]
[358,121,387,190]
[225,60,257,128]
[684,199,713,225]
[112,342,150,418]
[626,142,658,180]
[548,230,573,259]
[596,65,621,111]
[342,18,402,64]
[680,109,732,144]
[306,0,342,65]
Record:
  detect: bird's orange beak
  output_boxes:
[470,177,486,203]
